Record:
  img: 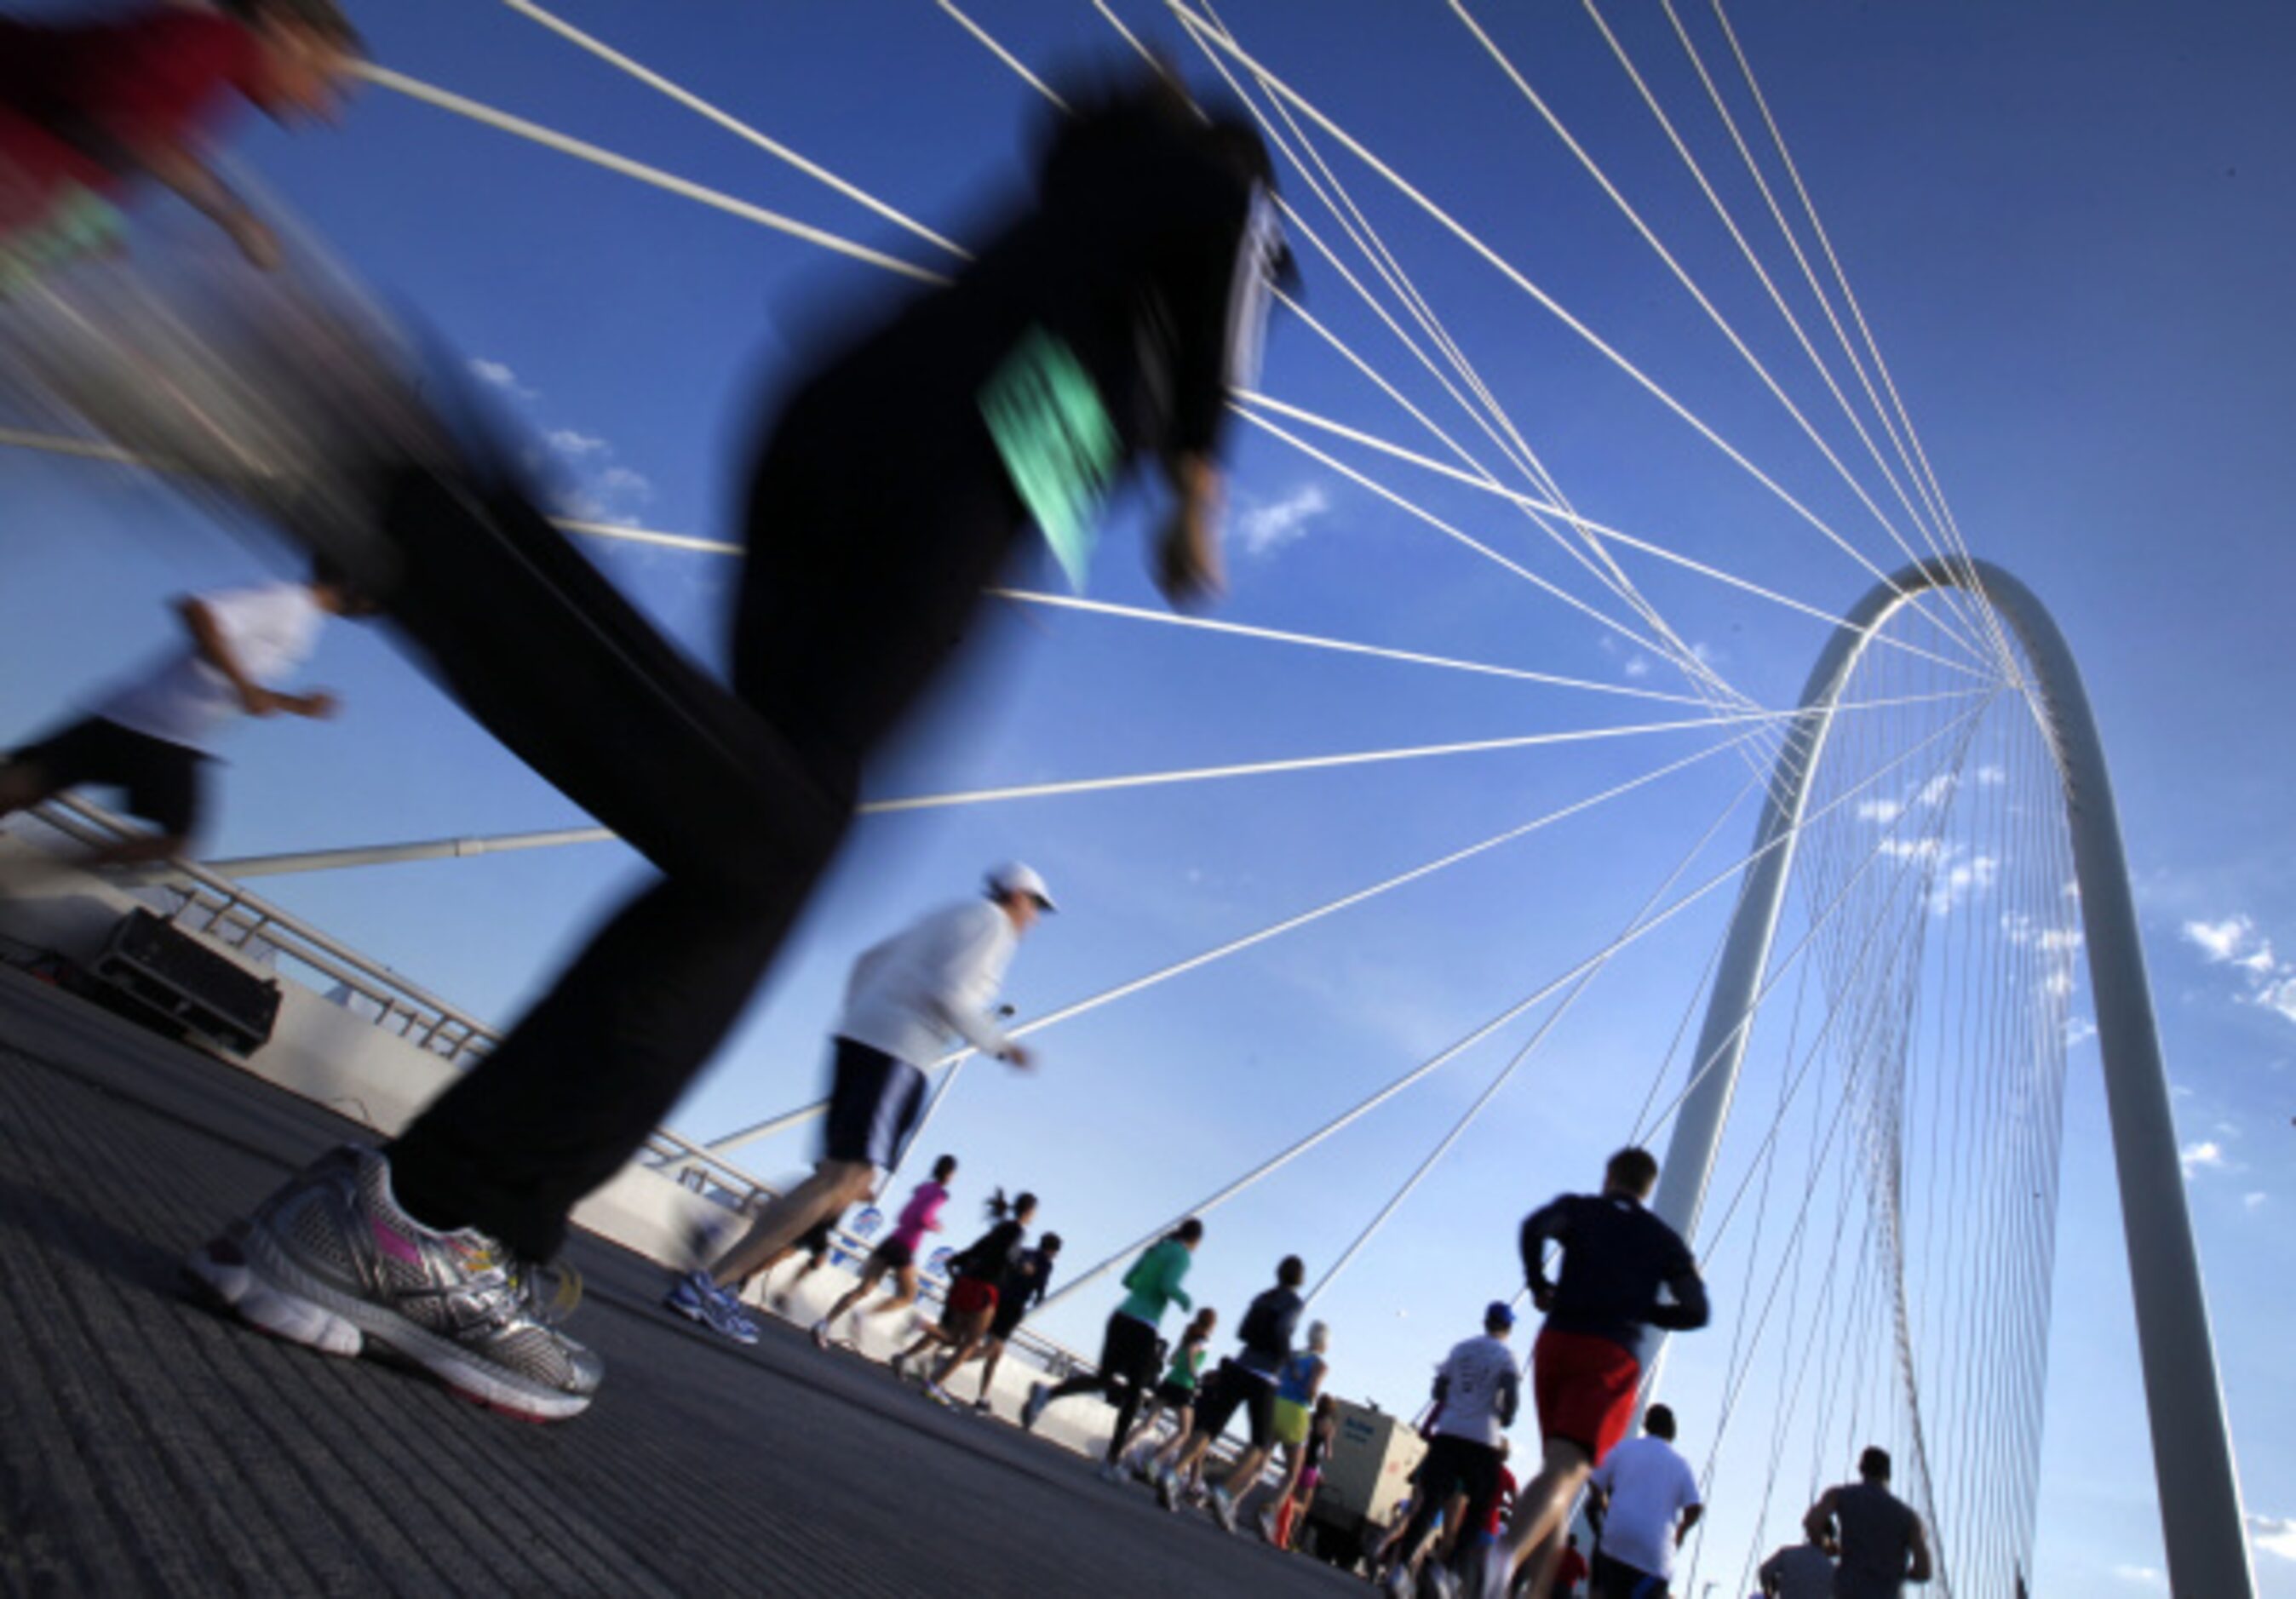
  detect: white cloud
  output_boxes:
[468,356,535,398]
[1930,852,2000,915]
[597,465,653,499]
[2064,1017,2098,1048]
[2178,1140,2224,1178]
[1237,484,1329,559]
[2184,915,2256,963]
[2252,1515,2296,1562]
[1857,799,1904,825]
[2256,975,2296,1025]
[1881,836,1946,863]
[1916,772,1959,809]
[545,428,610,459]
[1973,764,2007,786]
[2112,1566,2165,1588]
[2246,1192,2268,1211]
[2183,913,2296,1028]
[1623,655,1651,679]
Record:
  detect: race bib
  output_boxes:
[979,326,1119,593]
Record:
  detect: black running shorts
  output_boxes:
[821,1038,927,1170]
[1190,1360,1278,1448]
[10,715,205,837]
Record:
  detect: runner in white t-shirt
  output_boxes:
[1382,1301,1522,1599]
[1587,1405,1703,1598]
[0,567,366,866]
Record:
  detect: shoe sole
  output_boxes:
[184,1227,593,1423]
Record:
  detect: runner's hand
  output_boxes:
[290,691,342,720]
[238,685,287,717]
[1154,505,1225,610]
[226,211,283,272]
[998,1043,1036,1070]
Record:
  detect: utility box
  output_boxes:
[1302,1398,1426,1572]
[92,908,282,1057]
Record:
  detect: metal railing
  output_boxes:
[16,795,779,1197]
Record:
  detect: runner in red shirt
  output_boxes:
[1481,1148,1709,1599]
[1,0,359,282]
[1553,1533,1590,1598]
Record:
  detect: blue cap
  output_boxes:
[1486,1300,1517,1328]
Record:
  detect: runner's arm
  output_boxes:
[1906,1514,1934,1583]
[1495,1362,1519,1429]
[121,140,277,267]
[1677,1502,1704,1544]
[178,596,278,714]
[1156,1246,1193,1312]
[921,912,1021,1059]
[1803,1488,1840,1552]
[1649,1235,1711,1330]
[1151,182,1287,608]
[1518,1199,1570,1307]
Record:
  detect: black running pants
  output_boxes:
[376,398,1021,1259]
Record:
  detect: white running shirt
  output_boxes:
[1432,1333,1519,1449]
[834,898,1020,1068]
[95,583,325,753]
[1591,1434,1702,1579]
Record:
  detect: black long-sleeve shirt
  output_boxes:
[1520,1192,1708,1365]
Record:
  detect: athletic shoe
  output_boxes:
[890,1348,913,1382]
[843,1310,869,1348]
[1154,1465,1181,1513]
[1208,1484,1237,1533]
[1021,1381,1051,1432]
[184,1144,602,1422]
[809,1318,831,1350]
[921,1379,956,1407]
[1426,1564,1460,1599]
[1472,1556,1512,1599]
[971,1396,994,1415]
[668,1268,759,1344]
[1257,1507,1280,1544]
[1380,1564,1414,1599]
[1095,1459,1126,1485]
[665,1268,710,1318]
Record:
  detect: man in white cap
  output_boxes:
[669,863,1054,1343]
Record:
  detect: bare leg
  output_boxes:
[1489,1436,1592,1599]
[972,1336,1010,1400]
[1117,1397,1169,1462]
[708,1160,870,1287]
[819,1258,891,1327]
[927,1311,993,1384]
[862,1263,922,1318]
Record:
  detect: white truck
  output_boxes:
[1299,1398,1426,1572]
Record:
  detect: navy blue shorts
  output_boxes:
[821,1037,927,1170]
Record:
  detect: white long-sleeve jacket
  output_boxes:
[833,898,1019,1068]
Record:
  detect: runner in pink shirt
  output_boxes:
[813,1155,956,1350]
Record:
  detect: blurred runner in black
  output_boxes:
[1803,1448,1932,1598]
[181,66,1294,1422]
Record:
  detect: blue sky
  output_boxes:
[3,1,2293,1591]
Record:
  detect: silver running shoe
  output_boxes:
[184,1145,604,1421]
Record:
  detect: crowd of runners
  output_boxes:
[3,8,1940,1596]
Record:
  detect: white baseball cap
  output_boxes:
[986,861,1057,911]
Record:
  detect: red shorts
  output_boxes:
[1532,1327,1641,1464]
[946,1276,1000,1318]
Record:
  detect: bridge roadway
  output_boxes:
[0,968,1359,1597]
